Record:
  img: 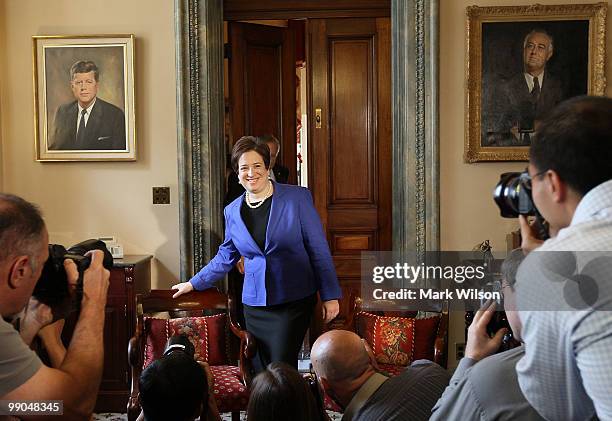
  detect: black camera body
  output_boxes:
[32,239,113,318]
[493,171,550,240]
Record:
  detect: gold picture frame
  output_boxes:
[464,3,607,163]
[33,35,136,161]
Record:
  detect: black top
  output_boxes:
[240,196,273,252]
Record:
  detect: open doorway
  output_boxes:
[223,19,308,188]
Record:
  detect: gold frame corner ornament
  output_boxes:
[464,3,607,163]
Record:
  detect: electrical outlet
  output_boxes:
[455,342,466,360]
[152,187,170,204]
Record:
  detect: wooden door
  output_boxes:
[308,18,392,329]
[229,21,297,183]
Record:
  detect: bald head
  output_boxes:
[311,330,371,382]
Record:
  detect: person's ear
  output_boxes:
[546,48,553,61]
[7,256,31,289]
[547,170,567,203]
[362,339,380,370]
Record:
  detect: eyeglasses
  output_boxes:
[522,168,548,190]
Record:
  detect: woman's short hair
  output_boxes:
[247,362,323,421]
[230,136,271,173]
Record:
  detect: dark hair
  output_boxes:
[0,194,45,267]
[257,134,280,150]
[70,60,99,82]
[139,353,207,421]
[501,248,526,288]
[530,96,612,196]
[231,136,271,173]
[247,362,323,421]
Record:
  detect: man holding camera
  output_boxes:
[0,193,110,419]
[516,96,612,420]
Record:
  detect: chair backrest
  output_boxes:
[135,290,238,368]
[315,284,449,369]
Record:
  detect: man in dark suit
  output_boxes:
[49,60,126,151]
[224,134,290,205]
[484,29,565,146]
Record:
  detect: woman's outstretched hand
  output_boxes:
[171,281,194,298]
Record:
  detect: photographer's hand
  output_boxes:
[171,281,194,298]
[19,297,54,345]
[465,301,507,362]
[65,250,110,311]
[519,215,545,254]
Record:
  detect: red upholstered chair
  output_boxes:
[127,289,255,421]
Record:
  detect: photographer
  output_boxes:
[512,96,612,420]
[431,249,544,420]
[0,193,110,420]
[137,335,220,421]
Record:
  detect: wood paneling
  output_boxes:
[330,38,375,204]
[224,0,391,20]
[229,22,297,183]
[309,17,391,301]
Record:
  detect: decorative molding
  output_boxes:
[175,0,225,279]
[392,0,440,254]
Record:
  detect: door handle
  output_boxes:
[315,108,322,129]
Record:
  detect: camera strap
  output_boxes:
[341,372,389,421]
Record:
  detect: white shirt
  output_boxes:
[523,71,545,93]
[516,179,612,421]
[76,98,97,132]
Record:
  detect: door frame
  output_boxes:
[175,0,440,278]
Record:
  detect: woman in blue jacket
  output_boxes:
[172,136,341,372]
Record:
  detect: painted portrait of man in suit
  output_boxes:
[481,21,589,147]
[49,60,126,151]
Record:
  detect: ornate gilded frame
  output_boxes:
[175,0,440,278]
[464,3,607,163]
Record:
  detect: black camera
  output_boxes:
[493,171,550,240]
[493,171,537,218]
[32,239,113,318]
[163,335,196,358]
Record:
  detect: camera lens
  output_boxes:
[493,171,536,218]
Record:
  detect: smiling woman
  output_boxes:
[172,136,342,374]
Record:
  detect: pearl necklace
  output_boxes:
[245,181,273,209]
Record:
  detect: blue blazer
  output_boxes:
[189,182,342,306]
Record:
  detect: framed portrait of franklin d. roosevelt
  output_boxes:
[33,35,136,161]
[464,3,607,163]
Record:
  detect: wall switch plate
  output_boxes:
[152,187,170,204]
[455,342,466,360]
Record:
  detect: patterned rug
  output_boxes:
[94,411,342,420]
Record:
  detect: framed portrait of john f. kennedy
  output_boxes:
[464,3,607,163]
[33,35,136,161]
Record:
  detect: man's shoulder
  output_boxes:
[57,100,78,114]
[0,318,43,397]
[95,98,125,116]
